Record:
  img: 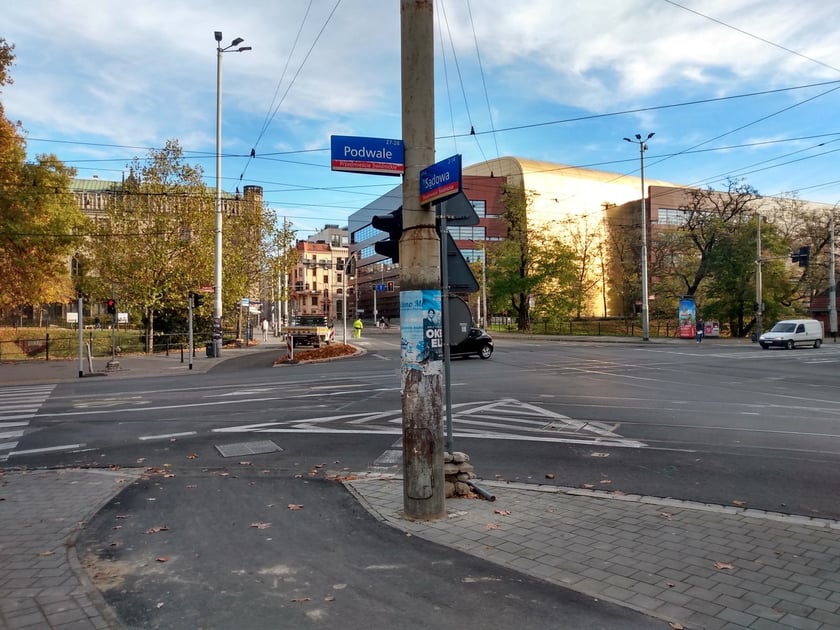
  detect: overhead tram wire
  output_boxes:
[663,0,840,75]
[466,0,500,161]
[438,0,489,165]
[236,0,342,185]
[436,0,460,155]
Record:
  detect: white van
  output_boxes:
[759,319,824,349]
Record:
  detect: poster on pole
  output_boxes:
[400,289,443,375]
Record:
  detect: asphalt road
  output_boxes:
[5,333,840,519]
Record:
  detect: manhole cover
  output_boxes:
[215,440,283,458]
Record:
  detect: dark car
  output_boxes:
[450,327,493,359]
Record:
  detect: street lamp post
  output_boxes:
[214,31,251,356]
[624,132,654,341]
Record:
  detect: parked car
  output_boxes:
[450,328,493,359]
[759,319,823,349]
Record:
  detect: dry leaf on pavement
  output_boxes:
[145,526,169,534]
[732,499,747,506]
[660,512,673,520]
[156,556,169,563]
[493,509,512,516]
[484,523,500,530]
[714,560,735,570]
[250,522,272,529]
[287,504,304,510]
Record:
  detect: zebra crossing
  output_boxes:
[0,384,56,462]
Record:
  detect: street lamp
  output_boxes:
[214,31,251,356]
[624,132,654,341]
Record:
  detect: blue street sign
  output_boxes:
[330,135,404,176]
[420,154,461,205]
[375,284,387,291]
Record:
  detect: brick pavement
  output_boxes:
[346,476,840,630]
[0,468,140,630]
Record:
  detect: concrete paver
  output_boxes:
[346,476,840,630]
[0,468,141,630]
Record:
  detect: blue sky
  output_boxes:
[5,0,840,237]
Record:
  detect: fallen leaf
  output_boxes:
[156,556,169,563]
[291,597,311,603]
[582,483,594,489]
[163,473,176,478]
[156,602,165,609]
[287,504,304,510]
[250,522,272,529]
[544,473,555,479]
[714,560,735,570]
[599,479,612,485]
[493,509,511,516]
[484,523,500,530]
[660,512,673,520]
[294,474,303,479]
[591,452,610,457]
[145,526,169,534]
[136,458,146,463]
[186,453,198,460]
[670,623,684,630]
[37,550,55,557]
[324,595,335,602]
[732,499,747,507]
[239,461,252,466]
[112,525,122,530]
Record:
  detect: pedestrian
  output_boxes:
[696,318,704,343]
[261,318,269,341]
[353,317,363,339]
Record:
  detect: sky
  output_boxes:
[5,0,840,237]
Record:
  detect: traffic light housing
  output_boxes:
[387,281,395,292]
[791,245,811,267]
[371,209,403,263]
[191,292,204,308]
[106,299,116,315]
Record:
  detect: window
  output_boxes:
[471,200,486,218]
[312,296,318,306]
[656,208,688,226]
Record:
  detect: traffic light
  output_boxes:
[387,281,394,292]
[191,292,204,308]
[371,208,403,263]
[790,245,810,267]
[106,299,116,315]
[797,245,810,267]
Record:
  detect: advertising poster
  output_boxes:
[678,296,696,339]
[400,289,443,374]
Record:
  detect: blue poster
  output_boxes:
[400,289,443,373]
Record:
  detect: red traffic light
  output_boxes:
[106,299,116,315]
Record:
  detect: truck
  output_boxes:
[281,315,334,348]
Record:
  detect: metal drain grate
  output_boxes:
[215,440,283,458]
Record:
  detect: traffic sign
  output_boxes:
[330,135,404,176]
[420,154,461,205]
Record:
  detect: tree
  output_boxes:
[486,186,534,330]
[0,39,88,316]
[89,140,212,352]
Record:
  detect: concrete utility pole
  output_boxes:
[400,0,445,520]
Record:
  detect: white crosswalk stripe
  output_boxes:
[0,384,56,461]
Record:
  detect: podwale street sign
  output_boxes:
[330,135,404,175]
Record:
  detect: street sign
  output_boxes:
[199,285,215,293]
[375,284,387,291]
[420,154,461,205]
[435,191,479,226]
[445,233,479,293]
[330,135,404,176]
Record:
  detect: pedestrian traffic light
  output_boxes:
[371,208,403,263]
[791,245,811,267]
[387,281,394,292]
[191,292,204,308]
[106,299,116,315]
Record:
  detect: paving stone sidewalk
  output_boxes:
[346,477,840,630]
[0,468,140,630]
